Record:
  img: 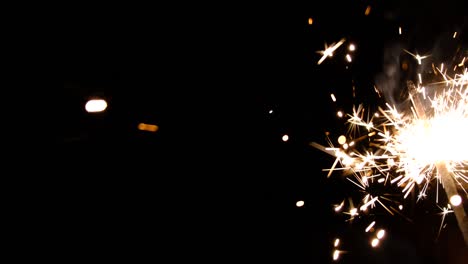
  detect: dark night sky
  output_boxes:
[60,1,468,263]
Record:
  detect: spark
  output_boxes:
[371,238,379,247]
[332,250,340,261]
[453,31,457,38]
[338,135,346,145]
[85,99,107,113]
[449,195,462,206]
[331,93,337,102]
[364,6,371,16]
[317,38,346,65]
[437,204,454,239]
[282,134,289,142]
[334,238,340,247]
[334,200,345,212]
[459,57,465,67]
[376,229,386,239]
[399,26,402,35]
[346,54,352,62]
[365,221,376,232]
[403,49,431,65]
[348,44,356,51]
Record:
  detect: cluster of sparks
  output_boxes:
[309,20,467,258]
[325,61,468,204]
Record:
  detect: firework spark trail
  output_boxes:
[317,38,346,65]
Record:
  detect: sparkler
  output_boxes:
[313,57,468,247]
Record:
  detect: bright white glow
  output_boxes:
[282,135,289,142]
[334,238,340,247]
[332,250,340,261]
[85,99,107,113]
[296,200,304,207]
[337,111,343,117]
[399,26,402,35]
[371,238,379,247]
[450,195,462,206]
[453,32,457,38]
[335,201,344,212]
[338,135,346,145]
[317,38,346,65]
[331,93,337,102]
[399,205,403,210]
[268,109,273,114]
[365,221,376,232]
[376,229,386,239]
[348,44,355,51]
[346,54,352,62]
[396,117,468,163]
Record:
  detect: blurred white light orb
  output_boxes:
[85,99,107,113]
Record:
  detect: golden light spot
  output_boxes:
[365,6,371,16]
[401,61,408,71]
[308,17,313,25]
[138,123,159,132]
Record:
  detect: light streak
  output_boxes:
[404,49,430,65]
[365,221,376,232]
[334,238,340,247]
[376,229,386,239]
[317,38,346,65]
[332,250,340,261]
[437,204,454,240]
